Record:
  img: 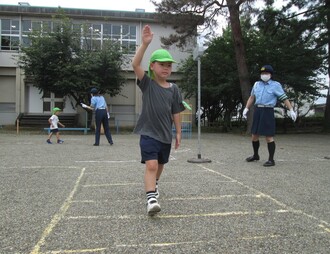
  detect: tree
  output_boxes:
[178,24,247,131]
[252,7,326,118]
[177,7,325,131]
[282,0,330,130]
[18,11,126,108]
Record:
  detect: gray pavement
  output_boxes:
[0,131,329,253]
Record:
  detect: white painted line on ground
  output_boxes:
[66,209,290,220]
[45,247,106,253]
[116,240,206,248]
[75,160,138,163]
[115,234,280,248]
[275,157,330,162]
[30,168,86,254]
[81,180,234,188]
[22,166,80,169]
[166,194,263,201]
[197,164,330,228]
[71,194,262,203]
[318,224,330,233]
[0,166,80,169]
[82,182,141,187]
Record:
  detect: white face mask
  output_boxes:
[261,74,271,82]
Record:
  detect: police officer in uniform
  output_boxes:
[243,65,296,167]
[82,88,114,146]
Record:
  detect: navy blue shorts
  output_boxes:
[50,128,59,133]
[251,107,275,136]
[139,135,171,164]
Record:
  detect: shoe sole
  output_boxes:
[263,163,275,167]
[147,204,161,216]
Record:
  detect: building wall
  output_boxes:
[0,5,195,126]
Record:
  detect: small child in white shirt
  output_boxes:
[46,107,65,144]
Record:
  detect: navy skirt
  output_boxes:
[251,107,275,136]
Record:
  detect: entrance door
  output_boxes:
[43,91,64,113]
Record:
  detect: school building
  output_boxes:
[0,3,195,128]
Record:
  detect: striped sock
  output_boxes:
[146,191,156,201]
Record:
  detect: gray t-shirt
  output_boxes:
[134,74,185,144]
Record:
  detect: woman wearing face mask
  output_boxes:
[242,65,297,167]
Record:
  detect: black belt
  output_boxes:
[256,104,274,108]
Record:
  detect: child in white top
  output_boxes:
[46,107,65,144]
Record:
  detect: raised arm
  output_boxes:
[132,25,153,81]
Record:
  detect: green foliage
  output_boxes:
[76,41,126,97]
[178,5,326,128]
[17,10,126,107]
[279,0,330,130]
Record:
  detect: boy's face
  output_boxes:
[150,61,172,79]
[55,111,60,115]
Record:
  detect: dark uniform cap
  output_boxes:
[90,88,98,94]
[260,65,274,74]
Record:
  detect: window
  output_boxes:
[122,25,136,53]
[91,24,102,50]
[1,18,137,53]
[112,25,121,40]
[43,91,64,113]
[101,24,136,53]
[103,24,112,39]
[1,19,20,50]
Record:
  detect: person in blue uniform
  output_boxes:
[81,88,113,146]
[243,65,297,167]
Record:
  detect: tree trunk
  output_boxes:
[227,0,252,133]
[324,0,330,132]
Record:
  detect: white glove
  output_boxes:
[289,109,297,122]
[243,108,249,119]
[107,112,110,119]
[81,103,88,108]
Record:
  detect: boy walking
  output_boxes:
[46,107,65,144]
[132,25,185,215]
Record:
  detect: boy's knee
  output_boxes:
[146,161,158,172]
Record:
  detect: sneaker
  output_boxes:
[57,140,64,144]
[46,139,52,144]
[147,198,161,216]
[155,185,159,199]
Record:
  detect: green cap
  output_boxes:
[148,49,176,78]
[53,107,61,112]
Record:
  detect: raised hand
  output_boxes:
[142,25,153,45]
